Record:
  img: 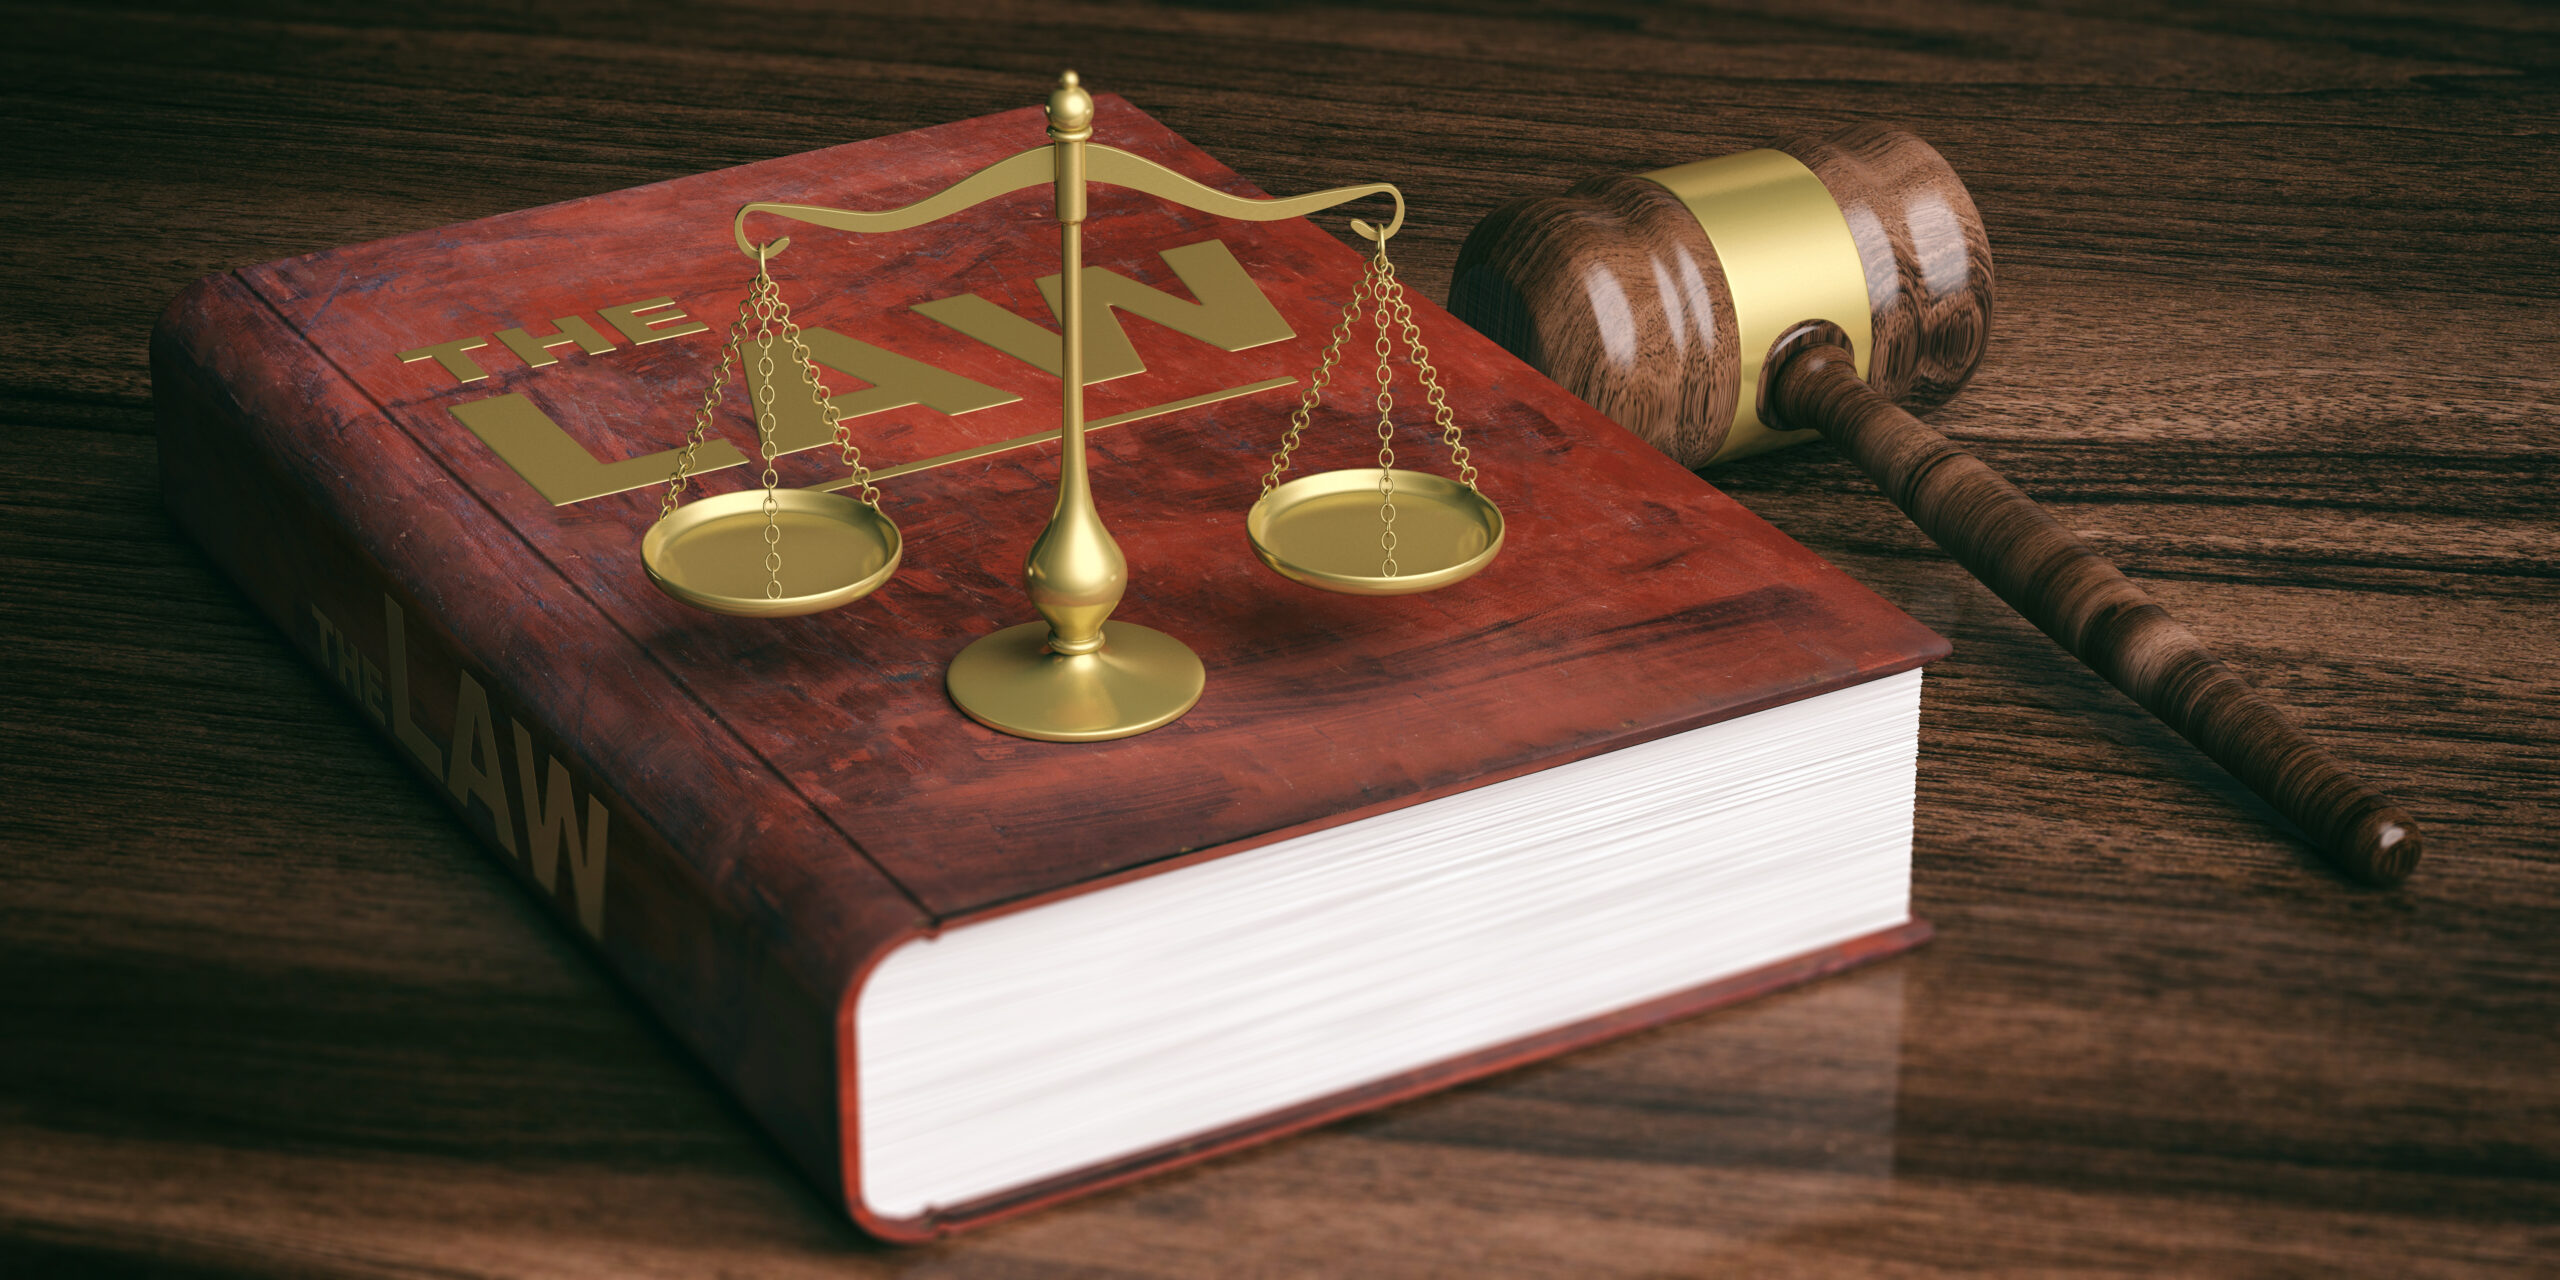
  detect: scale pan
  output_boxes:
[1247,468,1503,596]
[642,487,901,618]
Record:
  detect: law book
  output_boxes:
[151,94,1948,1241]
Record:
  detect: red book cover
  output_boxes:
[151,94,1946,1240]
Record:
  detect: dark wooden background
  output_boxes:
[4,1,2554,1274]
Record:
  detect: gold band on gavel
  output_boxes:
[1644,150,1872,465]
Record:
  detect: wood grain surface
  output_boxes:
[3,1,2554,1275]
[1773,344,2420,884]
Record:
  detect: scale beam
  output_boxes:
[733,148,1402,261]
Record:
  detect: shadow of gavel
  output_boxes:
[1448,126,2420,885]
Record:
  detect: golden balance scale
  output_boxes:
[639,72,1500,742]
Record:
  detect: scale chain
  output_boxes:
[658,256,888,605]
[1258,240,1483,581]
[1261,256,1375,495]
[777,304,880,510]
[657,289,760,521]
[750,273,786,600]
[1378,255,1475,489]
[1371,245,1399,578]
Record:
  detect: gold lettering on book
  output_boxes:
[336,631,362,696]
[446,670,519,856]
[384,595,446,773]
[496,316,618,368]
[398,336,493,383]
[398,237,1295,505]
[311,607,388,724]
[451,393,750,506]
[743,326,1022,455]
[360,656,386,724]
[597,296,710,346]
[513,722,609,939]
[314,594,616,939]
[911,238,1290,383]
[396,296,707,386]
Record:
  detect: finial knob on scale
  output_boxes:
[1448,126,2421,886]
[1048,69,1095,138]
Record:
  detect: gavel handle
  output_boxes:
[1772,345,2421,885]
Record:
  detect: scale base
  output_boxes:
[947,620,1205,743]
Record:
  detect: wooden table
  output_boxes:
[4,3,2552,1274]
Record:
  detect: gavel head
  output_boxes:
[1449,125,1995,468]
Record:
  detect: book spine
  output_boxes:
[149,273,923,1211]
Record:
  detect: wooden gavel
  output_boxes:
[1448,125,2421,885]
